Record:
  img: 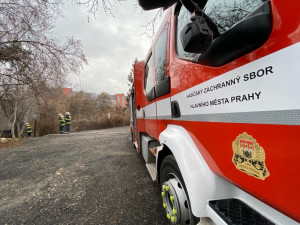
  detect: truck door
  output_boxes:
[143,53,158,138]
[129,89,138,143]
[153,24,171,136]
[143,23,170,140]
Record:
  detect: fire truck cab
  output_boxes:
[129,0,300,224]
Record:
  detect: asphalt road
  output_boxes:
[0,126,169,225]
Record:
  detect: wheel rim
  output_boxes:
[161,176,191,224]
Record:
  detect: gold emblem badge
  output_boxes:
[232,132,270,180]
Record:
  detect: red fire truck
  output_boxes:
[129,0,300,224]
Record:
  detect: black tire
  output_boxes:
[160,155,200,225]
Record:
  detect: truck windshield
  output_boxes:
[204,0,265,35]
[176,0,265,59]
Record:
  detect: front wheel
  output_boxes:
[160,155,199,225]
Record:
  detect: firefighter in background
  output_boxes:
[25,123,32,137]
[65,112,71,134]
[58,113,65,134]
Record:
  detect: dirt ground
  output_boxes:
[0,126,169,225]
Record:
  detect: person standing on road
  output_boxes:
[25,123,32,137]
[64,112,71,134]
[58,113,65,134]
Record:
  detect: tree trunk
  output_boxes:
[17,122,20,137]
[11,101,17,139]
[34,120,37,137]
[17,105,34,138]
[18,122,25,138]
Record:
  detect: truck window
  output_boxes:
[176,7,197,59]
[155,25,168,84]
[176,0,265,59]
[144,54,154,93]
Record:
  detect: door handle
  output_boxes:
[171,101,181,118]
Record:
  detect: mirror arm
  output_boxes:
[190,10,203,21]
[181,0,219,37]
[180,0,202,13]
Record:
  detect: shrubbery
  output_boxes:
[35,91,129,136]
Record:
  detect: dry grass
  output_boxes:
[0,138,22,150]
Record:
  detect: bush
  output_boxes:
[72,109,130,132]
[38,105,60,136]
[32,92,130,136]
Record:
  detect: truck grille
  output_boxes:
[209,199,275,225]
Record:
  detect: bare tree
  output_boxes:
[76,0,118,16]
[140,8,164,38]
[96,92,112,113]
[0,0,87,138]
[67,91,112,123]
[0,80,35,138]
[75,0,163,37]
[0,1,87,99]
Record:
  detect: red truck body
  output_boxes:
[130,0,300,224]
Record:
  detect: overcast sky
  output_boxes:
[54,0,164,95]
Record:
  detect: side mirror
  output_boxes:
[138,0,178,10]
[138,0,207,11]
[180,13,213,53]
